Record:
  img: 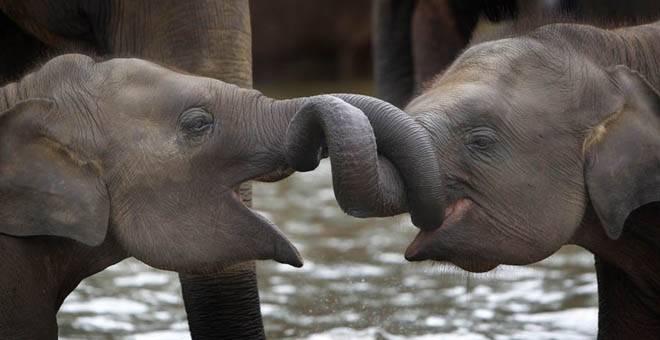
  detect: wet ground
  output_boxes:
[59,160,598,339]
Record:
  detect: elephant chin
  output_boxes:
[171,189,303,275]
[403,198,498,273]
[269,234,304,268]
[227,189,304,269]
[405,233,498,273]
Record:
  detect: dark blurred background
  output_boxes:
[250,0,373,98]
[250,0,660,101]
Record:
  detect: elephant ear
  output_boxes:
[0,99,110,246]
[584,65,660,240]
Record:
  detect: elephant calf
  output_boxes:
[322,18,660,340]
[0,53,432,338]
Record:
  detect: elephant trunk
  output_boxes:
[253,92,443,229]
[285,96,408,217]
[333,94,444,229]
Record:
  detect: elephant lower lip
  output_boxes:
[404,198,473,261]
[227,186,304,268]
[273,237,304,268]
[404,229,436,261]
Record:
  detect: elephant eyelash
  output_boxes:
[177,108,214,145]
[182,115,212,132]
[464,127,497,151]
[469,136,493,149]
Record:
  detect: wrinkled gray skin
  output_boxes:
[0,54,438,338]
[0,0,255,83]
[353,21,660,339]
[0,1,262,337]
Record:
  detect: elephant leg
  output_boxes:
[595,256,660,340]
[0,280,58,339]
[411,0,467,94]
[372,0,416,108]
[180,262,264,339]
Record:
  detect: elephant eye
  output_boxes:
[466,127,497,151]
[178,108,214,145]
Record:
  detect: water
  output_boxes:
[58,160,598,339]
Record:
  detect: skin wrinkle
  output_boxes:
[419,80,582,250]
[104,1,253,85]
[37,137,102,178]
[439,113,533,248]
[58,85,101,158]
[472,175,538,247]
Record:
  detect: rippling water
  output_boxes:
[58,160,598,339]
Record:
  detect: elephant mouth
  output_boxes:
[404,198,499,272]
[405,198,473,258]
[405,198,484,271]
[229,186,303,268]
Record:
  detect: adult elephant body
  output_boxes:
[250,0,372,84]
[0,1,261,337]
[0,0,252,83]
[339,19,660,339]
[373,0,660,108]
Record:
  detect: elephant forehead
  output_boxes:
[408,83,506,124]
[437,38,540,85]
[98,57,166,77]
[96,69,213,118]
[97,58,211,93]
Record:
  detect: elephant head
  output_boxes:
[376,33,660,272]
[0,54,439,273]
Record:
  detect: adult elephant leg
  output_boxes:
[180,262,264,339]
[103,1,263,338]
[411,0,467,93]
[372,0,416,108]
[594,257,660,340]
